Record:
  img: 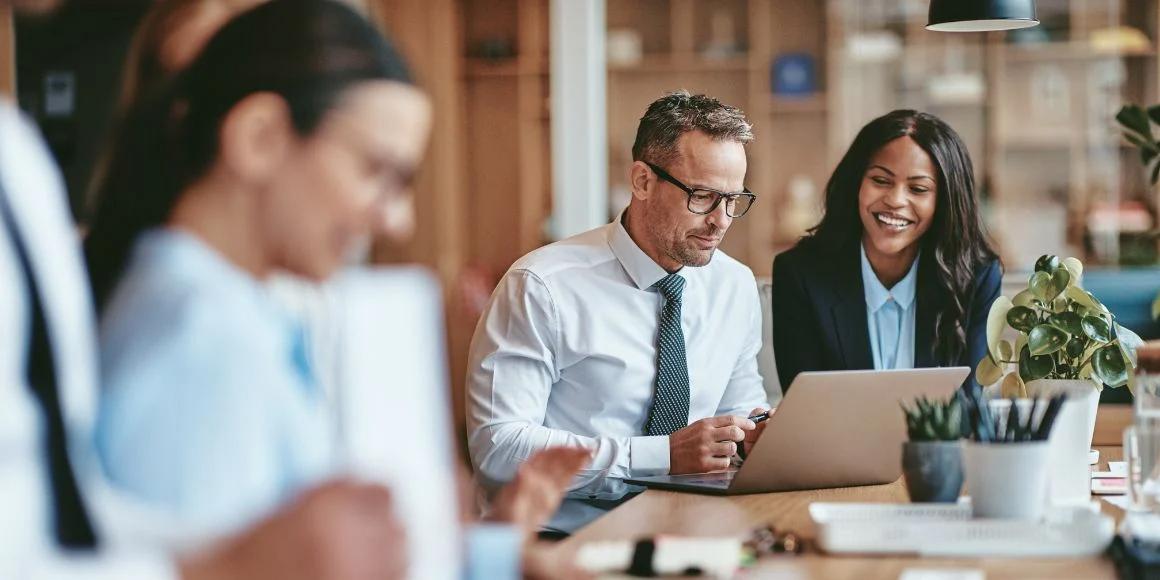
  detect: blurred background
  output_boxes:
[1,0,1158,412]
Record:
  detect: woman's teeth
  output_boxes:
[874,213,913,229]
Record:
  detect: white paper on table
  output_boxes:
[1103,495,1133,510]
[899,569,985,580]
[331,267,462,580]
[1123,511,1160,543]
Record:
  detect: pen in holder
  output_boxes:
[961,390,1067,519]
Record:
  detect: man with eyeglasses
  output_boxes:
[467,90,771,534]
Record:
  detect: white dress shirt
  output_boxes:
[860,244,918,370]
[466,215,768,529]
[0,100,176,580]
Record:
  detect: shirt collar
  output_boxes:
[138,227,299,327]
[860,242,919,313]
[608,210,683,290]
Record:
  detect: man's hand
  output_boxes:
[742,407,772,457]
[488,446,592,535]
[669,415,756,474]
[179,480,407,580]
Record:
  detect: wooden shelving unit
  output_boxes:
[607,54,752,73]
[605,0,1159,273]
[984,0,1160,267]
[1003,41,1157,61]
[770,94,829,114]
[461,0,552,277]
[465,58,547,78]
[380,0,1160,303]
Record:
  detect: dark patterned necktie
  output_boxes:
[0,182,98,549]
[644,273,690,436]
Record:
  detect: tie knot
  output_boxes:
[653,273,685,301]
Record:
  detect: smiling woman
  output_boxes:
[771,110,1002,394]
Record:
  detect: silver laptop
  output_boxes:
[624,367,970,495]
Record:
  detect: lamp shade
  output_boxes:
[927,0,1039,32]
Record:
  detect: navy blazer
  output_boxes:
[771,242,1002,394]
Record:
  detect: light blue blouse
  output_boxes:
[95,229,520,579]
[860,244,919,371]
[95,228,332,537]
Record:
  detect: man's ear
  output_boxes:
[629,160,654,201]
[217,92,295,185]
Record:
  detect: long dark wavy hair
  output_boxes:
[801,109,999,364]
[84,0,413,311]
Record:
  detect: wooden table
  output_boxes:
[560,446,1125,579]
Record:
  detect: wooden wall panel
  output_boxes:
[363,0,548,460]
[466,77,522,269]
[368,0,467,281]
[0,7,13,98]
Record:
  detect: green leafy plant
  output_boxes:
[901,395,962,442]
[1117,104,1160,186]
[976,255,1142,397]
[1115,104,1160,319]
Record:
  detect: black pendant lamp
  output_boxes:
[927,0,1039,32]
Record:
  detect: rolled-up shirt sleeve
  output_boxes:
[466,270,665,500]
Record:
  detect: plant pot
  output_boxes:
[1025,379,1099,506]
[962,440,1051,520]
[902,441,964,503]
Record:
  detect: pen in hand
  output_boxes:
[748,410,771,424]
[737,410,772,461]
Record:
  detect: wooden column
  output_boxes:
[0,7,14,98]
[747,0,773,275]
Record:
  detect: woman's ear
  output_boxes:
[218,92,294,184]
[629,160,654,201]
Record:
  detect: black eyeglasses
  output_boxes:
[644,162,756,218]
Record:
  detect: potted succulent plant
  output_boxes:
[975,254,1142,504]
[900,395,964,503]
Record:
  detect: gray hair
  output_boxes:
[631,90,753,167]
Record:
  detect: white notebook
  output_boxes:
[331,267,461,580]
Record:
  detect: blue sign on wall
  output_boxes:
[772,53,816,97]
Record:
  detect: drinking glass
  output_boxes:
[1124,424,1160,512]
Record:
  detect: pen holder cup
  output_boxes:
[963,440,1051,520]
[988,388,1097,507]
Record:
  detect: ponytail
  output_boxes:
[84,76,189,311]
[83,0,414,312]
